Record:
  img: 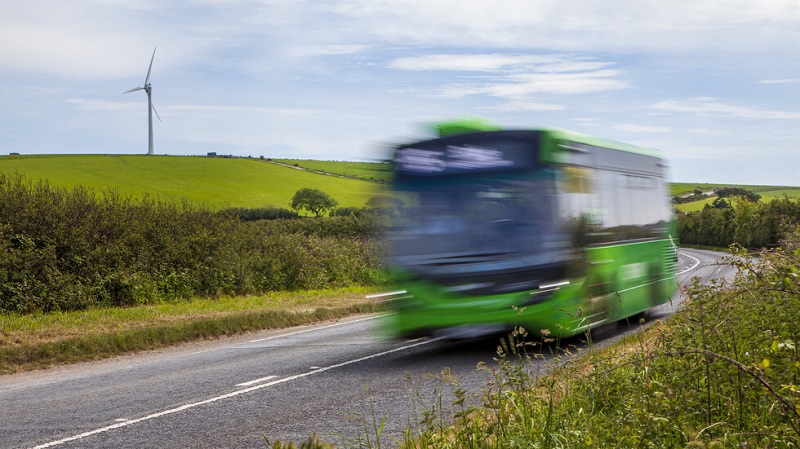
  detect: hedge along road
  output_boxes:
[0,248,729,449]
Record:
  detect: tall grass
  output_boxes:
[0,288,382,373]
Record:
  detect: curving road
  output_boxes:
[0,248,735,449]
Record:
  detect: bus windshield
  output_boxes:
[391,170,573,291]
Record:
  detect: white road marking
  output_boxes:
[235,375,277,387]
[29,336,442,449]
[365,290,406,299]
[677,251,701,276]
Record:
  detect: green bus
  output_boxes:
[384,119,677,339]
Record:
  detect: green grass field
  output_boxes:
[3,154,797,214]
[672,182,800,213]
[272,159,392,183]
[0,154,385,211]
[670,182,798,196]
[674,197,716,212]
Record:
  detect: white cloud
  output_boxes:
[759,79,800,85]
[650,97,800,120]
[330,0,800,54]
[659,143,733,161]
[164,103,331,117]
[0,1,168,78]
[572,117,601,127]
[389,54,618,76]
[438,69,627,99]
[481,101,565,112]
[614,124,672,133]
[65,98,139,112]
[290,45,371,57]
[391,53,629,102]
[389,54,561,72]
[499,70,628,95]
[687,128,729,136]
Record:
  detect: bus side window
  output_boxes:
[563,166,593,193]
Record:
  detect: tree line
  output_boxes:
[677,195,800,248]
[672,186,762,205]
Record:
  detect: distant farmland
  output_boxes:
[0,154,384,210]
[670,182,799,197]
[272,159,392,183]
[671,182,800,213]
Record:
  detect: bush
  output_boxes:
[0,175,388,313]
[678,196,800,248]
[330,206,365,217]
[219,207,299,221]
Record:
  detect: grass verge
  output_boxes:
[0,287,385,374]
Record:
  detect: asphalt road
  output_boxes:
[0,248,734,449]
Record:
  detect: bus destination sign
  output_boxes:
[395,144,516,174]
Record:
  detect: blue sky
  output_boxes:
[1,0,798,185]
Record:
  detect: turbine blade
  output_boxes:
[152,104,162,122]
[145,47,157,84]
[123,86,144,94]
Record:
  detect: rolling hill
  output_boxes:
[0,154,385,211]
[3,154,797,214]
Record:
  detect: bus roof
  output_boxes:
[544,127,662,159]
[431,119,662,159]
[434,117,502,137]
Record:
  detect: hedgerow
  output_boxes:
[0,174,388,313]
[677,196,800,248]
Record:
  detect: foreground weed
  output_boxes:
[264,433,334,449]
[337,387,388,449]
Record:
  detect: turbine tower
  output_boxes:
[124,47,160,155]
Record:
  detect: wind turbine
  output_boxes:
[124,47,161,155]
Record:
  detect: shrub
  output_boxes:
[330,206,365,217]
[678,196,800,248]
[0,175,388,313]
[218,207,299,221]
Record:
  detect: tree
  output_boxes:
[716,186,761,203]
[711,197,731,209]
[290,188,338,217]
